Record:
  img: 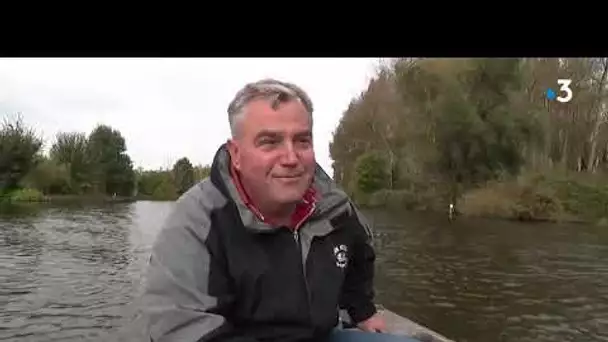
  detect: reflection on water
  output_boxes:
[0,202,607,341]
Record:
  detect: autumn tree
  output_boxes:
[329,57,608,210]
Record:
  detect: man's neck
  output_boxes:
[241,181,295,224]
[230,164,298,226]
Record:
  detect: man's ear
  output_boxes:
[227,139,240,170]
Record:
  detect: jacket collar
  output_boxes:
[228,159,318,230]
[209,143,349,233]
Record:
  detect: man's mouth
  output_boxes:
[275,175,301,179]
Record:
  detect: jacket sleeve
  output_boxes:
[339,202,378,324]
[141,191,258,342]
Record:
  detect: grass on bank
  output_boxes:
[0,188,46,202]
[355,171,608,225]
[5,171,608,224]
[0,188,141,203]
[1,181,182,204]
[460,171,608,224]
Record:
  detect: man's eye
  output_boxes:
[260,139,279,145]
[297,138,312,145]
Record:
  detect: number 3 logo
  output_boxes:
[557,79,573,103]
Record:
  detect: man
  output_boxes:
[141,79,419,342]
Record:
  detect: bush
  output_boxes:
[459,173,573,222]
[546,175,608,222]
[511,185,563,221]
[353,152,390,195]
[6,188,46,202]
[368,189,417,209]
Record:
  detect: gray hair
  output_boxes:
[227,78,314,137]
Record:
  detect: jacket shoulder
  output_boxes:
[160,179,228,239]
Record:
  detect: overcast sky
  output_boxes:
[0,58,379,176]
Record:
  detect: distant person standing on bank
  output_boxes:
[140,79,421,342]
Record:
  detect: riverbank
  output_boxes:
[5,171,608,225]
[355,171,608,225]
[0,186,188,203]
[0,188,142,204]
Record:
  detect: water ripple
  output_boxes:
[367,210,608,342]
[2,203,608,342]
[0,201,171,341]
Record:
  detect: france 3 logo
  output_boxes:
[546,79,573,103]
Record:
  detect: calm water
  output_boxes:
[1,202,607,342]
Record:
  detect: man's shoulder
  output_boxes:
[176,178,228,211]
[161,179,229,234]
[148,180,228,273]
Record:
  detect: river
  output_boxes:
[1,201,607,341]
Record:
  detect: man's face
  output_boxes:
[228,98,316,209]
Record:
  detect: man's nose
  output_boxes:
[280,143,299,165]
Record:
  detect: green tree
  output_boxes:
[106,153,136,196]
[353,151,389,194]
[137,169,177,200]
[152,178,178,200]
[50,131,90,193]
[0,115,43,193]
[86,124,135,196]
[20,155,71,194]
[172,157,194,195]
[193,164,211,182]
[137,170,166,196]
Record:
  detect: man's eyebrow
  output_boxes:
[254,130,312,140]
[254,130,282,140]
[294,130,312,138]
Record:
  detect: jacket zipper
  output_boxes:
[293,229,313,325]
[293,203,316,326]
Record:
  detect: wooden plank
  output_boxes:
[379,308,455,342]
[340,307,455,342]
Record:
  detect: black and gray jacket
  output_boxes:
[141,144,377,342]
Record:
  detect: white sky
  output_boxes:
[0,58,379,177]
